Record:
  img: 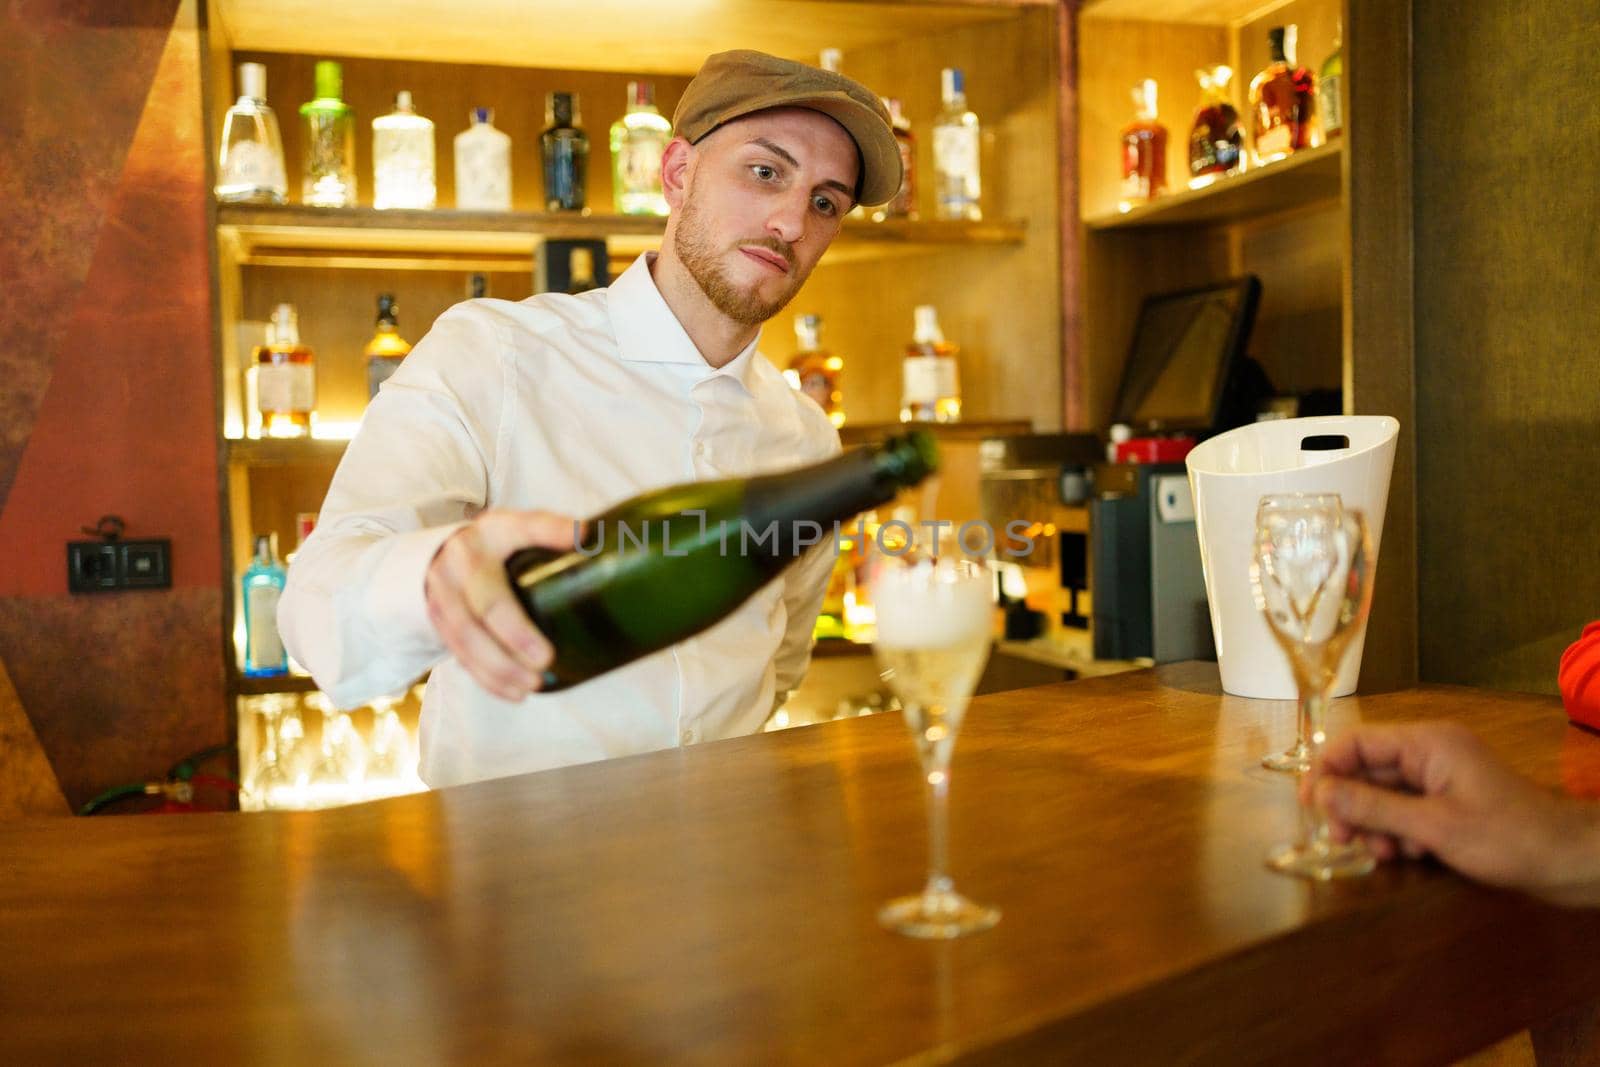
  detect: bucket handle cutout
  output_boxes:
[1299,434,1351,452]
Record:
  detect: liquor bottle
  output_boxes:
[899,305,961,423]
[364,293,412,399]
[1249,25,1316,166]
[505,432,938,691]
[1188,65,1243,189]
[872,97,917,222]
[253,303,315,438]
[933,68,982,222]
[215,62,287,204]
[468,273,488,299]
[454,107,512,212]
[566,248,600,294]
[609,81,671,216]
[818,50,869,222]
[1119,79,1169,210]
[243,533,289,677]
[300,60,356,207]
[783,313,845,427]
[373,91,437,209]
[1319,20,1344,140]
[541,91,589,213]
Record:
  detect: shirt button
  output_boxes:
[693,442,706,456]
[680,728,697,745]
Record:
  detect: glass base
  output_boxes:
[1267,840,1376,880]
[879,890,1000,939]
[1261,742,1311,774]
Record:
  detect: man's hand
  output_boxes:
[424,509,577,701]
[1306,721,1600,907]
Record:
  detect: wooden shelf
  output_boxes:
[1081,0,1298,25]
[216,0,1032,76]
[216,204,1027,270]
[236,673,320,696]
[226,437,349,465]
[1083,140,1342,231]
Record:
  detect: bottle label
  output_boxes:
[367,356,401,400]
[902,355,958,404]
[455,135,512,211]
[1256,124,1292,160]
[933,125,981,198]
[246,584,284,668]
[617,134,666,196]
[1320,74,1343,134]
[220,140,287,193]
[258,362,315,416]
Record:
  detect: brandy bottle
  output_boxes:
[1249,25,1316,166]
[1118,79,1168,211]
[783,313,845,427]
[1188,65,1243,188]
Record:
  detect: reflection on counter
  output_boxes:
[239,685,427,811]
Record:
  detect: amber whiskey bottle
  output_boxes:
[1249,25,1317,166]
[253,303,315,438]
[1188,65,1243,188]
[1119,79,1168,211]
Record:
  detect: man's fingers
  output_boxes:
[476,510,584,557]
[481,597,553,675]
[1315,777,1436,848]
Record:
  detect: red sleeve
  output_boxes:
[1559,621,1600,730]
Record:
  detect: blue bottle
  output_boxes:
[242,533,288,677]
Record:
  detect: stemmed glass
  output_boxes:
[244,693,295,810]
[303,691,367,808]
[873,530,1000,938]
[1251,494,1379,879]
[1257,492,1346,773]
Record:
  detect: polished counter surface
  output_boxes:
[4,663,1599,1063]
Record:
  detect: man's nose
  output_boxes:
[765,190,808,246]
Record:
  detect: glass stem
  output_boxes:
[1300,685,1333,850]
[923,764,953,900]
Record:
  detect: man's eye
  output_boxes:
[751,164,777,181]
[813,195,838,216]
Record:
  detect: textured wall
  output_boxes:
[1413,0,1600,691]
[0,0,227,806]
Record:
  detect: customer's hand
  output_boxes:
[1306,721,1600,907]
[424,509,576,701]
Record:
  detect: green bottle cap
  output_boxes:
[314,60,343,101]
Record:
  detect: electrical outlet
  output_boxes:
[68,539,171,593]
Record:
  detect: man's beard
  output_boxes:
[672,189,807,327]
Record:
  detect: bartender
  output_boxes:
[279,50,904,787]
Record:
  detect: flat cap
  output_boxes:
[673,49,903,207]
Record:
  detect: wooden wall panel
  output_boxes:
[0,0,229,807]
[1412,0,1599,692]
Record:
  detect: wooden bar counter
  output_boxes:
[5,663,1600,1063]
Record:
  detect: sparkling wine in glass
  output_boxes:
[1256,492,1345,773]
[874,534,999,938]
[1251,496,1378,879]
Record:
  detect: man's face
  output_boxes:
[670,107,859,327]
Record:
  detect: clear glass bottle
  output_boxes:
[299,60,356,207]
[364,293,412,399]
[216,62,287,204]
[1188,66,1243,189]
[453,107,511,212]
[933,68,982,222]
[784,313,845,427]
[1249,25,1317,166]
[373,90,436,210]
[566,248,600,294]
[541,91,589,213]
[899,305,961,423]
[243,533,288,677]
[873,97,917,222]
[609,81,671,216]
[253,302,315,438]
[1319,20,1344,140]
[1119,79,1169,210]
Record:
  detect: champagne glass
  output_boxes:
[1251,495,1379,879]
[1257,492,1346,773]
[244,693,295,810]
[873,530,999,938]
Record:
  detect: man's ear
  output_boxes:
[661,137,694,211]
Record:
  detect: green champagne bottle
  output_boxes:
[506,431,938,690]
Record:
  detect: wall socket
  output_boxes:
[67,539,171,593]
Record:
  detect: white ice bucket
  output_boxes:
[1185,415,1399,699]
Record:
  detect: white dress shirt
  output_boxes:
[279,254,841,788]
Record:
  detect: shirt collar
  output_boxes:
[606,253,763,395]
